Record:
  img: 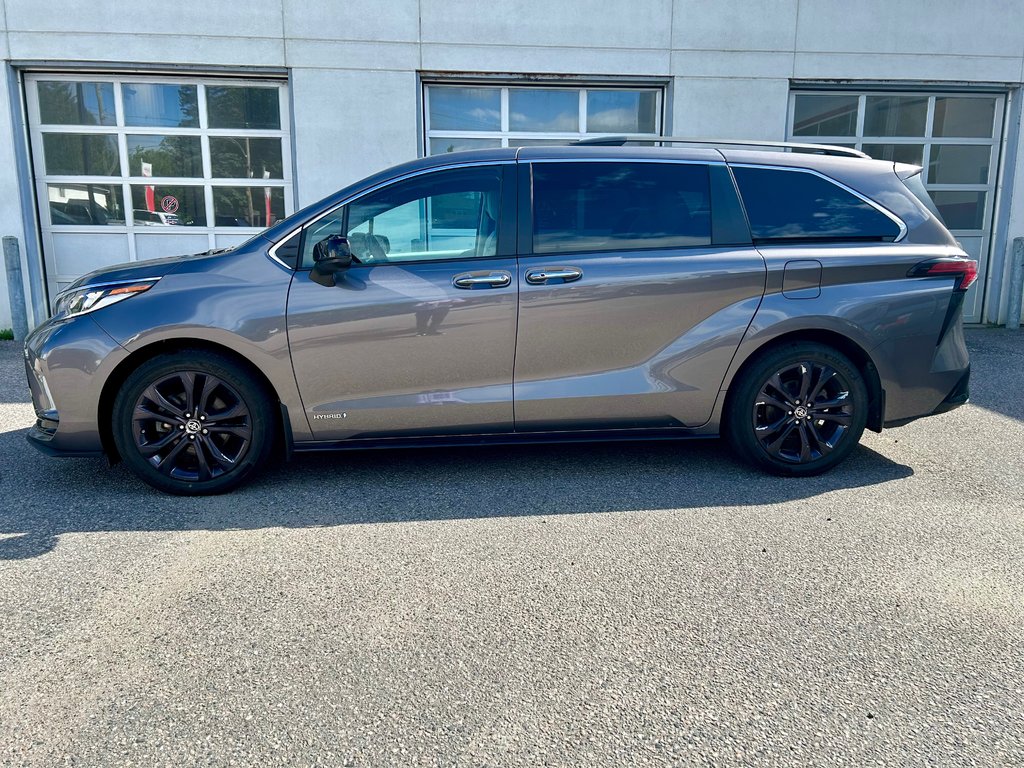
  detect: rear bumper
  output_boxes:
[884,365,969,428]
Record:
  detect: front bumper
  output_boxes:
[23,314,129,457]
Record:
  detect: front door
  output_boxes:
[514,159,766,431]
[287,164,518,441]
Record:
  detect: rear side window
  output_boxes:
[732,166,901,243]
[532,162,711,254]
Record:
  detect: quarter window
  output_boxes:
[732,167,900,242]
[532,162,712,254]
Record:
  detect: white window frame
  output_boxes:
[422,82,664,155]
[26,72,293,291]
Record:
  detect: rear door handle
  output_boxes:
[525,267,583,285]
[452,271,512,289]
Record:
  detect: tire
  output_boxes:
[724,342,868,476]
[111,350,276,495]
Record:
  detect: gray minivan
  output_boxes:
[24,141,975,494]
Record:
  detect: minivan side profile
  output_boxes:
[24,142,974,494]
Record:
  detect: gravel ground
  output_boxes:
[0,330,1022,767]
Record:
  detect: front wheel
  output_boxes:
[725,342,868,476]
[111,351,275,495]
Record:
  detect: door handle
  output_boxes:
[525,267,583,285]
[452,271,511,289]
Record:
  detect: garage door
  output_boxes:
[25,73,293,301]
[788,90,1005,324]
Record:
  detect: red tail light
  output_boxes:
[908,258,978,291]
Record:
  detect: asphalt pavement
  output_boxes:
[1,330,1022,766]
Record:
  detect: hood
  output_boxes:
[65,248,236,292]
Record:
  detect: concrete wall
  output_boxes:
[2,0,1023,327]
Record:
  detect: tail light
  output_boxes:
[908,258,978,291]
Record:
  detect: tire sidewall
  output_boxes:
[726,343,869,476]
[112,352,274,495]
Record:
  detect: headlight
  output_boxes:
[53,279,159,318]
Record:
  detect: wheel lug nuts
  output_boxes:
[185,413,191,418]
[179,425,185,430]
[189,435,195,440]
[202,429,208,434]
[200,416,205,421]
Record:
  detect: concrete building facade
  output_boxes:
[1,0,1022,330]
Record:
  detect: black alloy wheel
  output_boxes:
[112,351,275,495]
[725,342,868,476]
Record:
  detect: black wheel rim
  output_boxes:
[131,371,252,482]
[752,361,854,464]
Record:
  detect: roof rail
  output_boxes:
[570,135,869,159]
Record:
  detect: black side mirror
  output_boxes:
[310,235,354,287]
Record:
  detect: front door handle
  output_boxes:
[525,267,583,285]
[452,271,511,289]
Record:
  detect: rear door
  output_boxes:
[513,155,766,431]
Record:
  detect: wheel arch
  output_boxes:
[98,338,289,463]
[722,328,885,434]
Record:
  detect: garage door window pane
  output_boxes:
[213,187,285,227]
[586,90,657,133]
[130,185,206,226]
[38,81,115,126]
[123,83,199,127]
[509,89,578,132]
[207,86,281,130]
[862,143,924,165]
[863,95,927,136]
[127,135,202,178]
[928,145,991,185]
[42,133,120,176]
[48,183,124,225]
[792,94,858,137]
[210,137,283,179]
[931,191,986,230]
[428,137,502,155]
[933,97,996,138]
[533,162,711,253]
[429,87,501,131]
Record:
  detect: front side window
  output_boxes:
[732,167,900,242]
[531,162,711,254]
[301,166,502,267]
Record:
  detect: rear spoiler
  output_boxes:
[894,162,924,180]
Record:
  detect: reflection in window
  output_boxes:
[127,135,202,177]
[533,162,711,254]
[733,167,900,242]
[38,81,115,126]
[428,137,502,154]
[510,89,578,132]
[586,90,657,133]
[130,185,206,226]
[213,187,285,227]
[42,134,120,176]
[122,83,199,127]
[48,184,124,225]
[210,137,283,178]
[928,145,991,185]
[207,86,281,130]
[792,94,858,137]
[933,98,996,138]
[862,143,924,165]
[863,95,927,137]
[931,191,986,230]
[428,87,501,131]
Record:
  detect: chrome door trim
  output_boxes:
[524,267,583,284]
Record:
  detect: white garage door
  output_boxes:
[25,73,293,301]
[788,90,1005,324]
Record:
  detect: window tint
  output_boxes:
[301,166,502,267]
[732,167,900,242]
[532,162,711,254]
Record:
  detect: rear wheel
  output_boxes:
[112,351,275,495]
[725,342,868,476]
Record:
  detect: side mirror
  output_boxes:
[310,235,353,287]
[316,234,354,270]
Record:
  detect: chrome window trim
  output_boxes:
[268,159,516,270]
[526,157,725,166]
[729,162,908,242]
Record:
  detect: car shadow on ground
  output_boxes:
[0,423,913,561]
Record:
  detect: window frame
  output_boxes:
[290,162,517,270]
[422,82,665,155]
[26,72,293,263]
[729,163,908,245]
